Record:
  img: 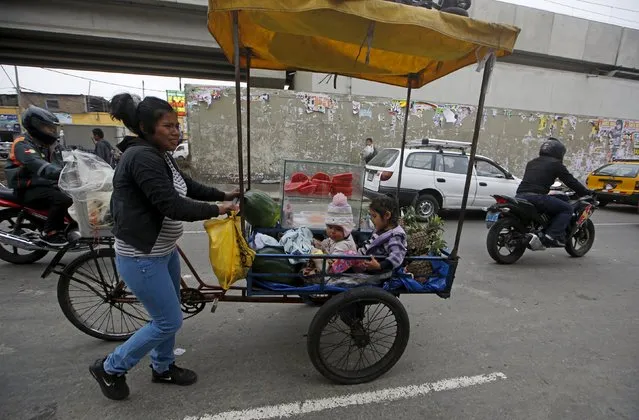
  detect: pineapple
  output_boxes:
[400,207,446,282]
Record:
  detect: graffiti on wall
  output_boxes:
[185,85,639,183]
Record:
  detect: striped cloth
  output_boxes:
[115,154,187,257]
[358,225,407,269]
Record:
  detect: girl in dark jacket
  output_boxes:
[89,94,239,400]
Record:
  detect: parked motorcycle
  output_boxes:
[484,185,598,264]
[0,184,81,264]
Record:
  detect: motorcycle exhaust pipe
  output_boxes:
[0,231,48,251]
[526,234,546,251]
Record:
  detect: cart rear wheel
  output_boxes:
[57,247,150,341]
[307,287,410,384]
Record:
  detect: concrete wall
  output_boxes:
[347,63,639,120]
[186,85,639,184]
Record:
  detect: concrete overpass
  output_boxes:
[0,0,286,87]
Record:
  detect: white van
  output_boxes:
[364,139,520,220]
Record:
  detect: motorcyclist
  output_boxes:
[4,106,72,246]
[516,137,591,247]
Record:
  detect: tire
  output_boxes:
[440,6,469,16]
[301,294,331,307]
[565,219,595,258]
[596,199,608,208]
[440,0,471,9]
[0,208,48,264]
[413,194,440,221]
[307,287,410,385]
[486,217,526,264]
[57,247,150,341]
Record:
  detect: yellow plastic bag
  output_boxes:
[204,214,256,290]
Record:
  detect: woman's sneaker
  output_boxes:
[151,363,198,385]
[89,358,130,400]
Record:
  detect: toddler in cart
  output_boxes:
[327,195,407,287]
[309,193,361,275]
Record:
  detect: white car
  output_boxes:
[364,139,520,220]
[172,142,189,161]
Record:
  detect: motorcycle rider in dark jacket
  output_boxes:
[4,106,72,246]
[516,137,591,247]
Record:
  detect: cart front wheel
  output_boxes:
[307,287,410,385]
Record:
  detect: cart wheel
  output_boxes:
[57,247,150,341]
[301,294,331,307]
[307,287,410,384]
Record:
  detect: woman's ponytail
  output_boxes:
[109,93,142,136]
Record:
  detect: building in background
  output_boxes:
[0,92,124,150]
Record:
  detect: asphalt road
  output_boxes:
[0,206,637,420]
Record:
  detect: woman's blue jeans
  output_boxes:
[103,249,182,375]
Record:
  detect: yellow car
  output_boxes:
[586,159,639,207]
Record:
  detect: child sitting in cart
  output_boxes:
[327,195,408,287]
[311,193,360,274]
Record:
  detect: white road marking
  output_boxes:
[455,284,513,307]
[184,230,206,234]
[184,372,507,420]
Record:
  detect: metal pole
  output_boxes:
[246,49,252,191]
[233,11,246,234]
[450,53,496,259]
[14,66,23,132]
[395,76,413,212]
[142,80,145,98]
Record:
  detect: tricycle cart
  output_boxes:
[45,0,519,385]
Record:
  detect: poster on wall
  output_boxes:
[166,90,186,116]
[593,119,639,160]
[297,93,336,113]
[0,114,20,132]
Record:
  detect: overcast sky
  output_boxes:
[1,0,637,101]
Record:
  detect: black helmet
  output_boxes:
[539,137,566,160]
[22,106,60,145]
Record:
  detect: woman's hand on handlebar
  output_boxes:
[224,188,241,200]
[217,201,240,215]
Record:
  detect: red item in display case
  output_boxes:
[312,180,332,195]
[290,172,309,183]
[331,172,353,185]
[332,184,353,197]
[311,172,331,182]
[298,183,318,195]
[284,181,305,193]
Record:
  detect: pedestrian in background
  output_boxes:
[362,137,378,164]
[92,128,115,167]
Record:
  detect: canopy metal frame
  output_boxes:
[230,10,497,260]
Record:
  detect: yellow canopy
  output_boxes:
[207,0,520,88]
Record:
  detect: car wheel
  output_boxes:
[413,194,440,221]
[440,6,469,16]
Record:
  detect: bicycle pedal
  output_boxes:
[210,298,219,313]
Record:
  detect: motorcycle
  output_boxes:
[484,183,598,264]
[0,183,81,264]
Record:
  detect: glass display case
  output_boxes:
[280,160,371,232]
